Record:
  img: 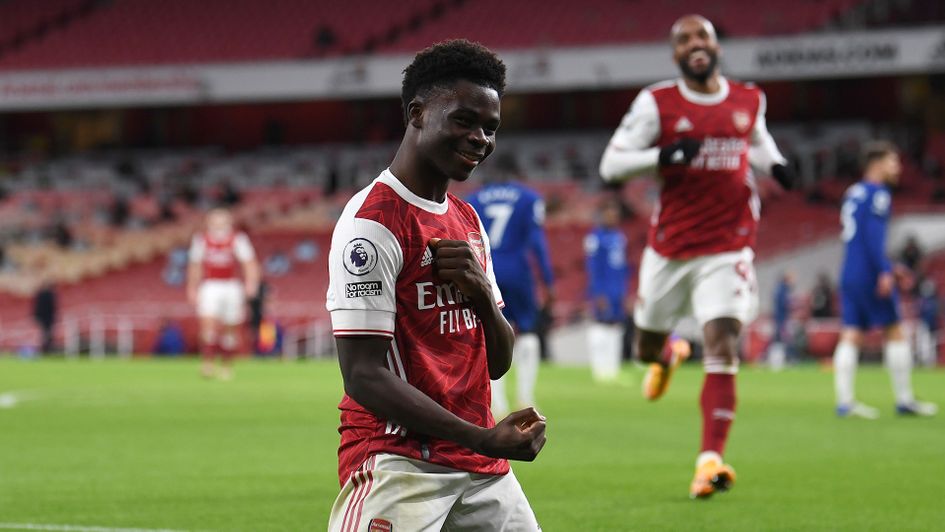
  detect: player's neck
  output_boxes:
[390,145,449,203]
[863,173,886,185]
[682,73,721,94]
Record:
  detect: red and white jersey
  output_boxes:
[188,230,255,280]
[604,77,786,259]
[326,169,506,486]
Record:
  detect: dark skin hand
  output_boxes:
[429,237,515,379]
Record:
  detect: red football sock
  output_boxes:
[201,342,217,362]
[700,373,736,456]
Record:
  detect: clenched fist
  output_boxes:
[429,238,491,305]
[472,407,547,461]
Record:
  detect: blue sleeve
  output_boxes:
[864,193,892,274]
[585,233,604,298]
[529,198,554,286]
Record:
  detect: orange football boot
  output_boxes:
[642,337,691,400]
[689,458,736,499]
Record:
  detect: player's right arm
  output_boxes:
[599,89,662,183]
[186,235,203,306]
[337,337,546,461]
[528,196,555,299]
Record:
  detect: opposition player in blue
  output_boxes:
[468,162,554,415]
[584,198,631,381]
[834,141,937,418]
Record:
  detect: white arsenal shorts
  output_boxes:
[634,246,758,332]
[328,453,540,532]
[197,279,245,325]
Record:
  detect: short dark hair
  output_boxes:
[401,39,506,124]
[861,140,898,169]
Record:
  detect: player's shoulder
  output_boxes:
[333,177,402,240]
[644,79,677,97]
[448,192,483,224]
[727,78,760,93]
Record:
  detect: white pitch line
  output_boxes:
[0,524,191,532]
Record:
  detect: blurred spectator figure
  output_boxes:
[264,250,291,277]
[218,179,242,207]
[52,220,73,249]
[324,160,340,197]
[768,271,796,371]
[294,239,320,262]
[899,235,923,273]
[916,279,941,367]
[110,194,130,227]
[32,280,57,353]
[585,197,631,382]
[152,319,185,356]
[248,280,269,353]
[810,272,835,318]
[162,247,189,286]
[313,24,337,55]
[0,244,11,272]
[255,318,283,356]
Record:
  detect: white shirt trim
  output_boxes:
[377,169,449,215]
[676,76,730,106]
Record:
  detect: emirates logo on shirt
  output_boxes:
[467,232,487,270]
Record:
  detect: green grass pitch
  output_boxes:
[1,358,942,531]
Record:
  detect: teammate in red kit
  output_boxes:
[599,15,795,499]
[187,208,260,380]
[326,40,546,531]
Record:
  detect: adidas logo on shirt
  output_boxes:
[675,116,693,132]
[421,246,434,267]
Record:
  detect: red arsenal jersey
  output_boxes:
[189,230,255,280]
[326,169,507,486]
[647,79,763,259]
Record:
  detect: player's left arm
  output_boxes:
[864,191,895,297]
[748,90,795,190]
[431,235,514,380]
[234,232,261,299]
[529,198,556,300]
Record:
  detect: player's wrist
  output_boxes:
[456,423,489,454]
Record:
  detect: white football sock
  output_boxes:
[491,375,509,418]
[515,333,540,406]
[604,325,623,379]
[884,340,915,405]
[697,450,723,467]
[833,341,858,407]
[588,323,621,381]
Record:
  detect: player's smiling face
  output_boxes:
[416,79,501,183]
[672,18,720,83]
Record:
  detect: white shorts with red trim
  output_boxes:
[197,279,245,326]
[328,453,539,532]
[634,246,759,332]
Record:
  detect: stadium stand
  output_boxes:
[0,0,868,70]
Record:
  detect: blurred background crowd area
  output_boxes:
[0,0,944,363]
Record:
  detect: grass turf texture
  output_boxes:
[1,358,942,531]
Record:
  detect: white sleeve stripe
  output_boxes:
[333,329,394,338]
